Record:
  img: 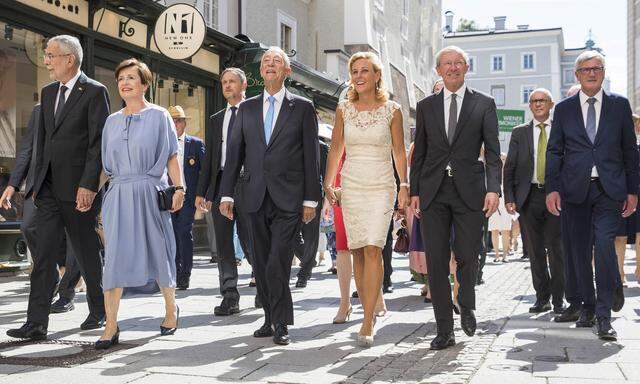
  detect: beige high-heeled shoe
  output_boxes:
[332,306,353,324]
[357,333,374,347]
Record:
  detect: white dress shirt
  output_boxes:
[220,103,240,168]
[221,87,317,208]
[579,88,603,177]
[531,118,551,184]
[54,70,82,114]
[177,131,186,183]
[443,83,466,135]
[443,83,466,170]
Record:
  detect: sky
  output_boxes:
[442,0,627,95]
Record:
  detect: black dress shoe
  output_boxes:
[210,254,220,263]
[81,315,105,330]
[160,305,179,336]
[430,332,455,350]
[576,310,596,328]
[254,295,263,309]
[95,327,120,350]
[352,291,359,298]
[214,300,240,316]
[554,304,581,323]
[612,285,624,312]
[253,323,273,338]
[295,277,308,288]
[382,284,394,294]
[596,317,617,341]
[176,277,190,290]
[476,278,485,286]
[50,297,75,313]
[460,307,477,336]
[553,304,566,314]
[529,301,552,313]
[273,324,290,345]
[328,267,337,274]
[6,322,47,340]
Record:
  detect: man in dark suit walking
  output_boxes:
[546,51,638,341]
[504,88,565,315]
[169,106,204,290]
[410,46,501,350]
[6,35,109,340]
[220,47,321,345]
[197,67,253,315]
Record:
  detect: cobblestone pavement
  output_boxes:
[0,248,638,384]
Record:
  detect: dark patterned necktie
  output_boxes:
[55,85,68,125]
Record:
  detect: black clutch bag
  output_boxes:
[157,186,176,211]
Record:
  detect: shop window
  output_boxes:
[0,22,51,223]
[95,66,124,112]
[153,76,206,141]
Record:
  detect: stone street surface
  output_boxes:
[0,248,639,384]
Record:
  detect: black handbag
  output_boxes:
[157,186,177,211]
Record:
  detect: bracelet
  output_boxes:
[400,182,410,188]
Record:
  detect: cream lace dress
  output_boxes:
[339,99,399,249]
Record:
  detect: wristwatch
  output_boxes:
[174,186,186,193]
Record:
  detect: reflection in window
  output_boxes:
[154,77,205,141]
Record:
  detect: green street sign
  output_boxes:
[497,109,525,132]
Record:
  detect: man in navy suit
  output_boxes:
[220,47,321,345]
[546,51,639,341]
[169,106,205,290]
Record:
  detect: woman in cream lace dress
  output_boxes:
[324,52,409,347]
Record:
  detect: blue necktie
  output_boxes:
[264,96,275,143]
[586,97,596,143]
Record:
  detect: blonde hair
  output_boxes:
[346,52,388,103]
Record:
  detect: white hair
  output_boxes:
[528,88,554,103]
[48,35,83,69]
[574,50,605,71]
[435,45,469,68]
[263,46,291,69]
[566,84,581,97]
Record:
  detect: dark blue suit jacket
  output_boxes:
[182,134,205,210]
[546,91,639,203]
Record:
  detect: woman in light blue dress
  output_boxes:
[96,59,185,349]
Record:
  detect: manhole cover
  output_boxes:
[488,364,530,372]
[534,355,568,362]
[0,339,134,367]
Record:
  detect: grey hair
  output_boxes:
[48,35,83,68]
[528,88,553,103]
[221,67,247,84]
[566,84,581,97]
[435,45,469,68]
[574,50,605,71]
[263,46,291,69]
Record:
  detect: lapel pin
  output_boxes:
[189,158,196,166]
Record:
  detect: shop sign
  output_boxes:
[93,9,147,48]
[153,4,206,60]
[497,109,525,132]
[17,0,88,28]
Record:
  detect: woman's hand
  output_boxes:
[398,186,410,212]
[170,190,185,213]
[324,184,338,206]
[321,197,332,220]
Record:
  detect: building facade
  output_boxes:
[196,0,443,136]
[629,0,640,113]
[0,0,245,268]
[444,15,610,152]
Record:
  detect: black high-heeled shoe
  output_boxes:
[160,305,180,336]
[95,326,120,350]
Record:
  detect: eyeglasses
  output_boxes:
[440,60,466,68]
[530,99,551,104]
[576,66,604,75]
[43,53,71,61]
